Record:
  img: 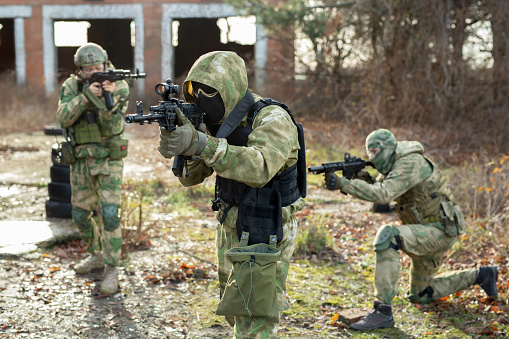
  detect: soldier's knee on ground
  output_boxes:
[373,225,401,252]
[72,207,93,230]
[102,203,120,231]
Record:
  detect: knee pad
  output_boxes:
[406,286,434,303]
[373,225,401,252]
[72,207,92,230]
[102,203,120,232]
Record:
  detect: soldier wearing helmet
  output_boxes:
[56,42,130,294]
[324,128,498,331]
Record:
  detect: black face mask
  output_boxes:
[195,94,225,124]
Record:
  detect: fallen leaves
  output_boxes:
[330,313,339,325]
[142,262,211,285]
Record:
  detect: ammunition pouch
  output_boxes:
[236,186,283,246]
[58,141,77,165]
[396,202,423,224]
[216,232,281,323]
[439,201,465,237]
[73,120,102,145]
[234,164,301,246]
[106,136,128,160]
[396,193,444,225]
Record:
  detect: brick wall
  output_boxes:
[0,1,294,98]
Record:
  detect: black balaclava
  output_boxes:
[191,81,225,124]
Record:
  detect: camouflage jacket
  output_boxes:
[342,141,447,205]
[56,74,130,158]
[178,51,305,225]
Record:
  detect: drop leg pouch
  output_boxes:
[215,232,281,323]
[59,141,76,165]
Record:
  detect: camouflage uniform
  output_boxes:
[334,129,495,306]
[56,71,129,267]
[177,51,305,338]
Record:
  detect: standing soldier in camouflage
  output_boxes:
[157,51,306,338]
[324,129,498,330]
[56,43,130,294]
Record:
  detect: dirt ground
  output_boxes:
[0,125,232,338]
[0,125,348,339]
[0,124,507,339]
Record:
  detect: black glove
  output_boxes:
[324,172,341,190]
[352,170,375,184]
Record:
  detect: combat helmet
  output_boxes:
[74,43,108,67]
[366,129,397,175]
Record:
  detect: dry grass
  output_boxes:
[447,154,509,237]
[2,68,507,239]
[0,72,60,133]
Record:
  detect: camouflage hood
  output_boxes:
[365,129,397,175]
[395,141,424,161]
[183,51,248,124]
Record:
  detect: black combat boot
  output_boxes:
[475,266,498,299]
[350,301,395,331]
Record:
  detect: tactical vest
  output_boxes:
[394,157,454,224]
[69,81,123,145]
[209,93,306,245]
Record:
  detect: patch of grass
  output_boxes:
[120,178,180,251]
[442,154,509,257]
[163,189,200,215]
[186,182,215,203]
[295,214,336,256]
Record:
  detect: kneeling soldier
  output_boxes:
[325,128,498,330]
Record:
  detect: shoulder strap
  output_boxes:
[248,98,296,125]
[248,98,307,198]
[215,89,255,139]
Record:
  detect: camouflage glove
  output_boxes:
[324,172,346,191]
[157,108,207,158]
[352,170,375,184]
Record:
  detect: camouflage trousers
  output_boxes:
[70,157,123,266]
[375,222,478,304]
[216,209,299,339]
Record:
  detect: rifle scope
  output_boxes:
[155,78,179,99]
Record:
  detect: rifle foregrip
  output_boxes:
[104,91,114,111]
[172,155,185,177]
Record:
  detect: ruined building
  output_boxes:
[0,1,293,99]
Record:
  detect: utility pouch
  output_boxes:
[107,137,129,160]
[73,121,102,145]
[58,141,76,165]
[439,201,465,237]
[236,187,283,246]
[216,232,281,323]
[396,202,423,224]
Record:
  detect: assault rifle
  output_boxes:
[89,69,146,110]
[124,78,204,178]
[307,153,373,179]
